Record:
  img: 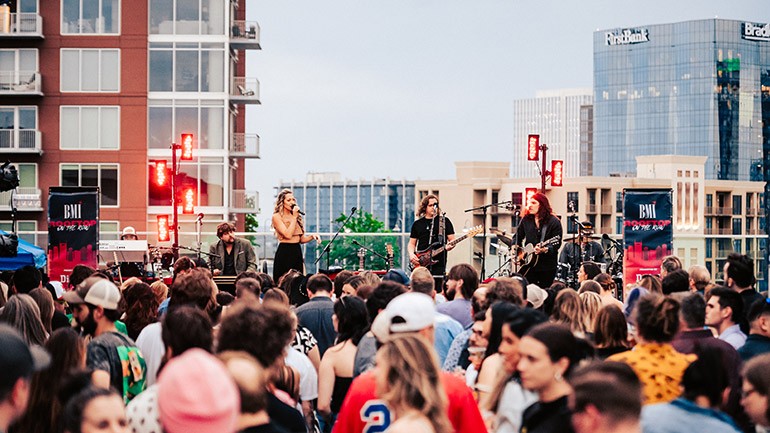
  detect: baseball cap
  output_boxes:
[121,226,137,239]
[0,325,50,392]
[526,283,549,309]
[158,349,239,433]
[382,269,410,286]
[62,277,121,310]
[371,292,435,342]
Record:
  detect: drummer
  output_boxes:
[121,226,139,241]
[558,221,605,274]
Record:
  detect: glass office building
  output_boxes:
[593,19,770,182]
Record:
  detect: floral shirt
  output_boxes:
[291,325,318,355]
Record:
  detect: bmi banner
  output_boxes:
[623,189,673,286]
[48,187,100,284]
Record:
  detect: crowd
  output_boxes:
[0,251,769,433]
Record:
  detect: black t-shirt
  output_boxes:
[223,247,237,276]
[240,421,291,433]
[410,216,455,273]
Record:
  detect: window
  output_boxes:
[148,158,223,207]
[732,195,742,215]
[62,0,120,34]
[0,49,37,88]
[567,191,579,213]
[705,240,712,259]
[616,191,623,212]
[0,107,37,150]
[60,107,119,150]
[706,194,713,208]
[149,0,225,35]
[147,101,224,150]
[100,221,120,240]
[60,164,119,206]
[0,221,36,245]
[16,163,37,189]
[733,218,742,236]
[148,43,224,93]
[61,49,119,92]
[616,216,623,235]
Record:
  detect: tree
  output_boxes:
[318,211,401,270]
[244,213,259,246]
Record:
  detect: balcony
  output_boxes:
[0,71,41,95]
[230,20,260,50]
[0,187,42,211]
[0,13,43,38]
[600,205,613,214]
[230,190,258,213]
[0,129,41,154]
[586,204,597,214]
[230,133,260,158]
[229,77,260,104]
[715,207,733,216]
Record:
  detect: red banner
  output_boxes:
[48,187,100,284]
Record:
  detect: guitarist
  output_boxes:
[515,192,562,289]
[408,194,455,285]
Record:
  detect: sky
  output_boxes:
[244,0,770,228]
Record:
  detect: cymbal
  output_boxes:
[496,233,513,247]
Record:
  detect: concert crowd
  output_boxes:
[0,246,769,433]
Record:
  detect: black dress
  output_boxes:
[273,243,304,283]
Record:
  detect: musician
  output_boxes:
[515,192,562,288]
[558,220,605,280]
[120,226,139,240]
[271,189,320,282]
[408,194,456,280]
[209,222,258,276]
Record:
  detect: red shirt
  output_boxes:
[332,371,487,433]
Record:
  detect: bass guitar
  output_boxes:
[411,225,483,270]
[515,235,561,275]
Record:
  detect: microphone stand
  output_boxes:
[316,207,357,270]
[351,240,388,263]
[465,200,513,280]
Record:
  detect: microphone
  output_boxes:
[351,207,357,213]
[602,233,622,245]
[196,213,204,223]
[292,204,305,216]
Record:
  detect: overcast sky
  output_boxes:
[244,0,769,227]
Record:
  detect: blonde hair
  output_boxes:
[377,334,451,433]
[580,291,602,332]
[150,280,169,305]
[274,189,304,232]
[358,270,381,287]
[551,289,586,334]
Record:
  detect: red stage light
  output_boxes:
[157,215,170,242]
[180,133,194,161]
[525,188,538,203]
[551,160,564,187]
[154,160,168,186]
[527,134,540,161]
[182,187,195,214]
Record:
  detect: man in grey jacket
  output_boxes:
[209,222,257,276]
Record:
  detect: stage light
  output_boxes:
[527,134,540,161]
[157,215,170,242]
[182,187,195,214]
[180,133,194,161]
[551,160,564,187]
[525,188,538,203]
[153,160,168,186]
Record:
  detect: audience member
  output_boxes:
[121,282,159,340]
[738,298,770,361]
[724,253,764,329]
[706,287,747,350]
[11,265,42,295]
[476,301,519,403]
[353,280,407,377]
[375,334,453,433]
[662,269,690,295]
[641,347,741,433]
[578,262,601,283]
[594,273,623,309]
[409,267,463,365]
[296,274,337,356]
[688,265,710,294]
[438,263,478,328]
[569,361,643,433]
[62,386,130,433]
[28,287,54,335]
[580,291,602,339]
[551,289,587,337]
[332,270,355,299]
[517,323,583,433]
[741,354,770,431]
[593,304,629,359]
[660,255,682,278]
[0,325,49,433]
[609,295,696,405]
[0,293,47,346]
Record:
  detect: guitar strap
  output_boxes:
[539,217,548,244]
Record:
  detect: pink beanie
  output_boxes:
[157,349,240,433]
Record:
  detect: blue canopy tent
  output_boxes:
[0,230,46,270]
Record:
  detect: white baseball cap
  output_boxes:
[371,292,436,342]
[63,277,121,310]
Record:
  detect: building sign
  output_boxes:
[605,28,649,46]
[743,22,770,42]
[622,189,673,286]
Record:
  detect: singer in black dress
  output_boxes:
[272,189,320,282]
[515,192,562,289]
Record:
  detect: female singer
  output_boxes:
[272,189,320,282]
[515,192,562,289]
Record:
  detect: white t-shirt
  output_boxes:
[285,346,318,402]
[135,322,164,386]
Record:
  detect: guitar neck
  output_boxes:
[432,233,471,255]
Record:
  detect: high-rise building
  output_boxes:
[278,173,415,273]
[0,1,260,247]
[593,18,770,182]
[512,89,592,179]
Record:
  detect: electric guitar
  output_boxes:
[516,235,561,275]
[386,243,394,270]
[411,225,483,270]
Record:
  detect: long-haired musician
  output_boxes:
[515,192,562,288]
[408,194,456,283]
